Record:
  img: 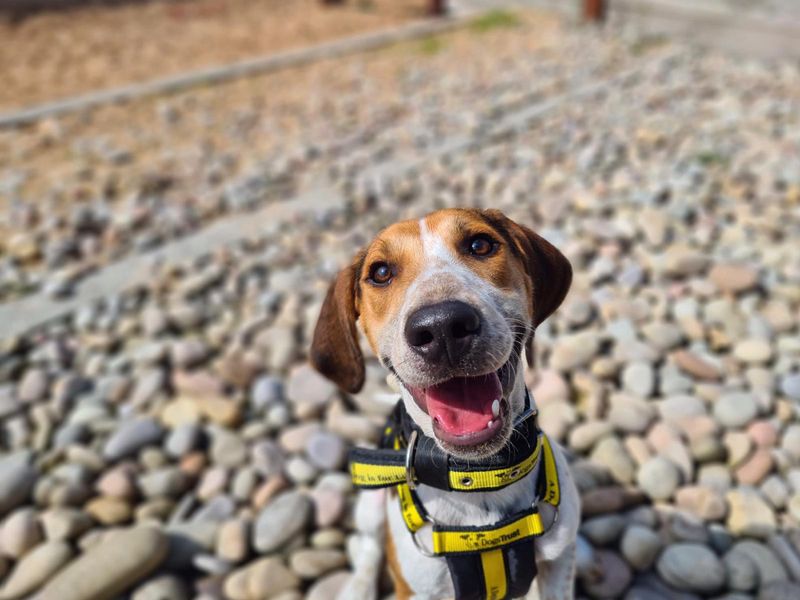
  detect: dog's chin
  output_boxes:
[402,357,520,460]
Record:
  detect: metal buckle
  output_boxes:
[514,404,538,427]
[513,388,538,427]
[411,525,437,558]
[405,429,419,490]
[404,430,439,558]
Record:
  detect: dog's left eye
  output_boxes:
[467,235,498,257]
[367,262,393,286]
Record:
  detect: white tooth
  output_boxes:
[492,399,500,418]
[486,420,494,429]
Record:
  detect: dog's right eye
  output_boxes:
[367,262,393,286]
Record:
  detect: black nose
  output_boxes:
[404,301,482,365]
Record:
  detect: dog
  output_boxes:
[310,208,580,600]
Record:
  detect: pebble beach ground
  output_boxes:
[1,6,800,600]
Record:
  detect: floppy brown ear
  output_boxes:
[482,210,572,366]
[310,261,365,394]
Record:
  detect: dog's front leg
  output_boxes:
[531,440,580,600]
[531,541,576,600]
[337,489,387,600]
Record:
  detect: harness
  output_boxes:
[349,391,561,600]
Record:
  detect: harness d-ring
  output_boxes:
[404,429,439,558]
[411,525,437,558]
[405,429,419,490]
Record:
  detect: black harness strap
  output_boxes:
[351,392,542,493]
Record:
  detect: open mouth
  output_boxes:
[409,370,510,447]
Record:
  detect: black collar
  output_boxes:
[350,390,541,493]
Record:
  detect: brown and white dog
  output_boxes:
[311,208,580,600]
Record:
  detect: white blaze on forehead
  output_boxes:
[405,216,492,307]
[419,217,459,266]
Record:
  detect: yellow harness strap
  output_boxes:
[431,509,545,554]
[448,438,542,491]
[350,435,543,492]
[540,434,560,507]
[397,431,561,554]
[481,549,507,600]
[398,483,427,533]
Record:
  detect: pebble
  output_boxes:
[675,485,727,521]
[170,338,209,369]
[568,421,613,453]
[622,362,656,397]
[250,440,285,477]
[780,373,800,401]
[549,332,601,371]
[250,376,283,412]
[656,542,725,593]
[195,466,226,501]
[138,467,189,499]
[789,494,800,521]
[223,557,300,600]
[131,575,190,600]
[311,486,346,528]
[761,476,789,509]
[286,365,337,413]
[709,263,759,294]
[0,541,73,599]
[210,429,248,468]
[305,431,347,471]
[289,548,347,579]
[165,423,202,458]
[723,547,759,592]
[733,339,773,364]
[714,392,758,429]
[609,394,655,433]
[305,571,350,600]
[253,491,312,553]
[0,453,37,517]
[735,448,774,486]
[103,418,163,462]
[581,549,632,599]
[17,369,49,404]
[590,437,636,484]
[39,509,92,542]
[672,350,723,381]
[581,514,627,546]
[217,518,249,563]
[95,467,136,499]
[0,508,43,559]
[35,528,168,600]
[85,496,133,525]
[620,525,662,571]
[759,581,800,600]
[637,456,681,501]
[728,540,788,587]
[781,424,800,462]
[726,489,777,538]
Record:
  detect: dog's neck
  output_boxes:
[397,367,540,528]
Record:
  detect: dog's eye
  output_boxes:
[468,235,497,257]
[368,262,393,286]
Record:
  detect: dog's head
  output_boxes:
[311,208,571,459]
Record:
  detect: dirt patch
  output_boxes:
[0,0,427,111]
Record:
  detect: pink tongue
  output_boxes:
[422,373,502,436]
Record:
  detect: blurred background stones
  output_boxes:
[0,1,800,599]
